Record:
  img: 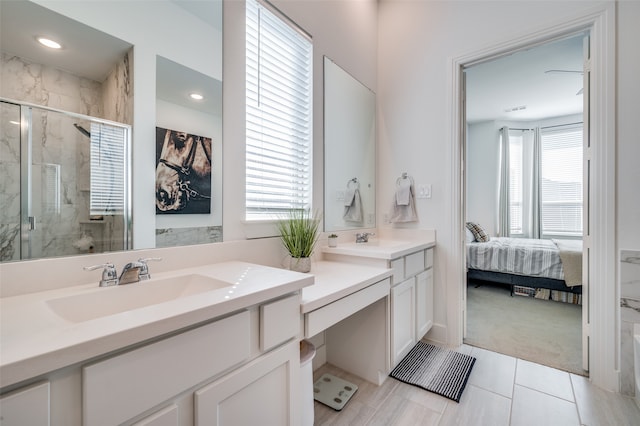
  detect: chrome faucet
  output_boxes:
[119,257,162,285]
[83,262,119,287]
[355,232,375,243]
[84,257,162,287]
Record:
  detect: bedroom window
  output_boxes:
[505,124,583,238]
[245,0,313,221]
[540,125,583,238]
[508,134,524,235]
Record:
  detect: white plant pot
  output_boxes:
[290,257,311,273]
[328,238,338,248]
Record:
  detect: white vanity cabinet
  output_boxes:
[322,241,435,370]
[0,293,301,426]
[80,293,301,426]
[390,248,434,367]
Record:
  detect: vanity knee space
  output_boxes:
[303,240,435,386]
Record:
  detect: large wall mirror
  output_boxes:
[323,57,376,232]
[0,0,222,263]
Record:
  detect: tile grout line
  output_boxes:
[508,359,518,425]
[568,373,585,425]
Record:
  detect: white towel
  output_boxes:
[396,178,411,206]
[343,188,363,222]
[344,188,356,207]
[389,178,418,223]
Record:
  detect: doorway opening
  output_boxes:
[462,34,588,376]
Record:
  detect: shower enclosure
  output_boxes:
[0,98,131,262]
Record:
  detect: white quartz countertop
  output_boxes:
[301,261,392,313]
[0,261,313,388]
[322,239,435,260]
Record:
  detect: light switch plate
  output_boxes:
[417,184,432,199]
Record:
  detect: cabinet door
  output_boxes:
[415,269,434,340]
[194,341,300,426]
[0,382,49,426]
[391,278,416,367]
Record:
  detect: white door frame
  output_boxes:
[447,3,618,391]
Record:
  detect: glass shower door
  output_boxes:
[0,100,130,262]
[27,107,91,259]
[0,100,21,261]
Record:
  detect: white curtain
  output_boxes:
[497,126,510,237]
[529,128,542,239]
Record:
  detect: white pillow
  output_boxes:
[465,227,475,243]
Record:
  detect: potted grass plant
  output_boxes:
[277,209,320,273]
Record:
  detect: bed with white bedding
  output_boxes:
[466,237,583,295]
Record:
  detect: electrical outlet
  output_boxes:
[336,190,345,201]
[367,213,375,224]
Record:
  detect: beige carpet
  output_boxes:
[465,282,586,376]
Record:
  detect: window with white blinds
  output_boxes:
[245,0,313,220]
[540,125,583,237]
[508,134,524,235]
[90,123,126,215]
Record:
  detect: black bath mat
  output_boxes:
[390,341,476,403]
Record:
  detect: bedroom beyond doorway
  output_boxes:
[463,33,586,375]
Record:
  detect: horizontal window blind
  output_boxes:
[90,123,126,215]
[540,125,583,237]
[509,134,523,235]
[246,0,313,220]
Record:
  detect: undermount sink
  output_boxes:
[46,274,232,323]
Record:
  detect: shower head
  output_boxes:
[74,123,91,138]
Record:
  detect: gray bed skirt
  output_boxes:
[466,269,582,296]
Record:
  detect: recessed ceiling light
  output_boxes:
[37,37,62,49]
[189,93,204,101]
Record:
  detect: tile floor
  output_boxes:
[312,344,640,426]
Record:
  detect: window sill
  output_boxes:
[242,220,280,239]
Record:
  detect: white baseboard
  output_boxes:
[423,323,447,346]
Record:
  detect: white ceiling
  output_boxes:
[0,1,132,82]
[4,1,577,123]
[1,1,221,116]
[156,56,222,116]
[465,35,585,123]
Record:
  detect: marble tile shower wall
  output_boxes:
[0,51,131,261]
[621,250,640,396]
[156,226,223,248]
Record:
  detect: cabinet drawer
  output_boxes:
[405,250,425,277]
[83,311,250,426]
[305,278,390,337]
[260,293,300,351]
[425,248,434,269]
